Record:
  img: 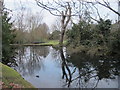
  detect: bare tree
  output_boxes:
[14,1,27,43]
[35,0,83,46]
[25,11,43,42]
[26,11,43,32]
[51,17,61,32]
[36,0,116,46]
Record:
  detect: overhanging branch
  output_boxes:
[85,0,120,16]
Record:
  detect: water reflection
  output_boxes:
[59,48,72,87]
[15,46,49,76]
[64,50,120,88]
[14,46,120,88]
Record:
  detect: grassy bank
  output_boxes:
[10,40,67,46]
[1,63,34,88]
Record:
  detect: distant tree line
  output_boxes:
[14,23,49,44]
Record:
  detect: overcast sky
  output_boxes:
[4,0,119,30]
[4,0,57,28]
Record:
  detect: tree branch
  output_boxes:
[85,0,120,16]
[35,0,61,16]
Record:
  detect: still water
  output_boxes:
[14,46,120,88]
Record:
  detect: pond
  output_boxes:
[14,46,120,88]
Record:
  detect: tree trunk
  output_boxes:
[59,3,71,47]
[59,28,65,47]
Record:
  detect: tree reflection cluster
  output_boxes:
[14,46,119,88]
[15,46,49,76]
[60,47,120,88]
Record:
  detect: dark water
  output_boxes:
[14,46,120,88]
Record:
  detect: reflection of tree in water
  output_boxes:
[50,47,62,64]
[15,46,49,76]
[60,48,120,88]
[33,46,49,58]
[60,48,72,87]
[51,47,60,59]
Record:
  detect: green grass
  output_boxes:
[1,63,34,88]
[11,40,67,46]
[41,40,67,46]
[39,40,59,46]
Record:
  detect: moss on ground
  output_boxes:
[1,63,34,88]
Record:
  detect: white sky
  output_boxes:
[4,0,57,30]
[4,0,119,31]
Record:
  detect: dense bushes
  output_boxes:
[66,20,93,46]
[66,18,120,54]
